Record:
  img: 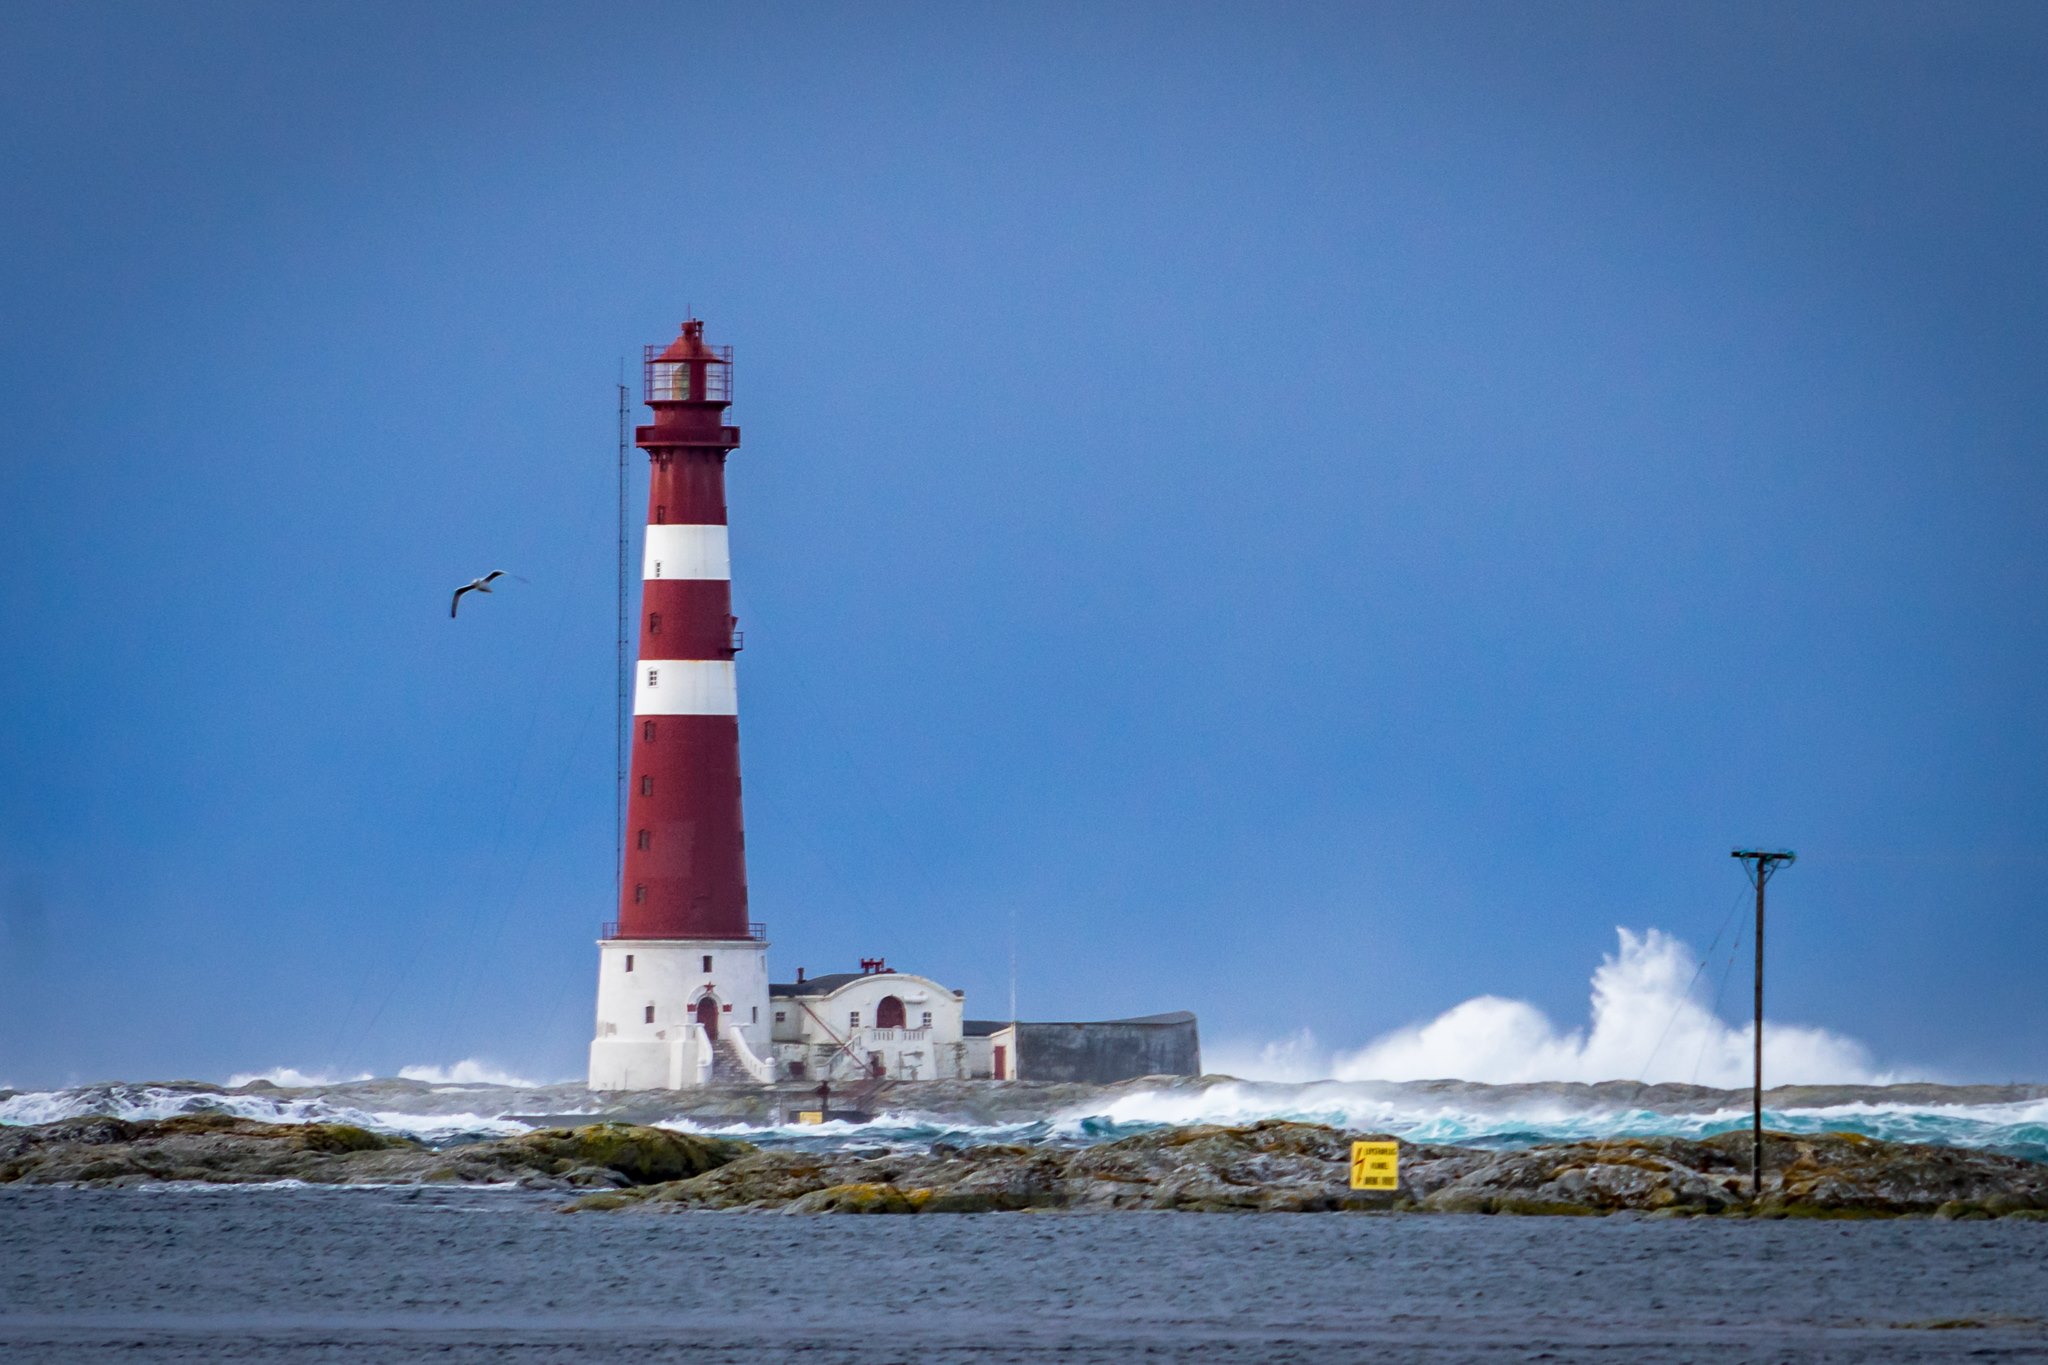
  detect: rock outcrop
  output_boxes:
[0,1116,749,1190]
[567,1121,2048,1218]
[6,1116,2046,1218]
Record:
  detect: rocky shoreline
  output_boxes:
[5,1115,2047,1219]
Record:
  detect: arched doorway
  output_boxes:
[875,995,906,1030]
[695,996,719,1042]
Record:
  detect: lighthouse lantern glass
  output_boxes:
[649,361,690,401]
[702,358,731,402]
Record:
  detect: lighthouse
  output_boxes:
[588,320,773,1090]
[582,318,1203,1091]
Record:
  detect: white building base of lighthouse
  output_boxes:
[588,938,771,1091]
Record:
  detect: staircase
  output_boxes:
[710,1034,760,1084]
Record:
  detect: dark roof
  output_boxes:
[770,973,863,997]
[961,1013,1196,1034]
[770,972,932,998]
[1015,1011,1198,1028]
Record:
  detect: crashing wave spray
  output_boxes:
[1213,928,1891,1087]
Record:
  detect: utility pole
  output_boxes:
[1731,847,1796,1199]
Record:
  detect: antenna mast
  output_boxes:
[1731,847,1796,1199]
[616,376,629,888]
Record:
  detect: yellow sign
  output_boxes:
[795,1111,824,1125]
[1349,1140,1399,1191]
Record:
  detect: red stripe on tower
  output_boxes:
[616,320,751,941]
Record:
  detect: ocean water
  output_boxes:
[5,1079,2046,1162]
[2,1185,2045,1363]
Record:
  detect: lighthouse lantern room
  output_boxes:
[589,320,772,1090]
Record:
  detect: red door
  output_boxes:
[993,1045,1007,1080]
[876,995,906,1029]
[696,996,719,1042]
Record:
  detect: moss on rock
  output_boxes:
[783,1182,924,1214]
[500,1124,752,1185]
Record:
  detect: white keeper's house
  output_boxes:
[769,961,983,1084]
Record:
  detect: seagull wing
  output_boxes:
[482,570,506,584]
[451,584,475,617]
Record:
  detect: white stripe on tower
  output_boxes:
[634,660,739,716]
[643,524,731,580]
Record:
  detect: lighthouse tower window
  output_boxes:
[633,884,646,904]
[642,720,656,742]
[640,776,653,796]
[624,955,634,972]
[644,1005,655,1024]
[701,955,713,972]
[637,830,651,851]
[648,613,662,635]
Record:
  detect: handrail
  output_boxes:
[720,1028,775,1085]
[599,921,768,942]
[795,998,876,1079]
[682,1021,713,1087]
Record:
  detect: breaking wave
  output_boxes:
[226,1067,374,1088]
[1212,929,1892,1087]
[0,1083,532,1143]
[633,1094,2048,1164]
[1070,1083,2048,1162]
[2,1080,2044,1163]
[395,1060,558,1088]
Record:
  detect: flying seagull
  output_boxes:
[450,570,515,618]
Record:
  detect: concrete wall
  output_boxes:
[1013,1013,1200,1083]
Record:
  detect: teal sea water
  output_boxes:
[3,1081,2044,1162]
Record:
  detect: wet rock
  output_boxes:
[782,1182,927,1214]
[8,1113,2048,1219]
[495,1124,749,1184]
[0,1117,750,1189]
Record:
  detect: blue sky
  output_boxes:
[2,1,2045,1088]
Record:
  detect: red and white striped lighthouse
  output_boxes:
[589,320,771,1090]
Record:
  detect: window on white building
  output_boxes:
[849,1011,860,1028]
[775,1011,786,1023]
[625,955,634,972]
[701,955,713,972]
[644,1005,655,1023]
[922,1011,932,1027]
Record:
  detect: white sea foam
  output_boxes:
[1070,1081,2048,1154]
[226,1067,375,1087]
[396,1060,558,1088]
[0,1084,530,1142]
[1202,1029,1328,1084]
[1212,928,1892,1087]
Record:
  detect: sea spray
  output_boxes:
[1210,929,1897,1087]
[1338,927,1891,1085]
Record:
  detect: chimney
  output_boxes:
[796,967,805,984]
